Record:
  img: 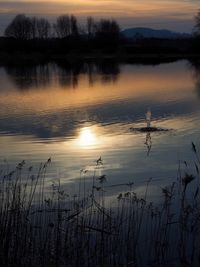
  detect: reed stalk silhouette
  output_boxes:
[0,145,200,267]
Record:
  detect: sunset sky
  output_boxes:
[0,0,199,34]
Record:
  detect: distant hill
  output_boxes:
[122,27,191,39]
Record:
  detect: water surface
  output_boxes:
[0,59,200,201]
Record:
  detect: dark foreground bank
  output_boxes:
[0,37,200,64]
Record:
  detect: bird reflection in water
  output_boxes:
[144,132,152,156]
[145,109,152,156]
[130,109,170,156]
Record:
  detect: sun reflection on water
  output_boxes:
[77,127,99,148]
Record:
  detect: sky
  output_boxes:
[0,0,199,35]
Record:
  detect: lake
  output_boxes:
[0,59,200,201]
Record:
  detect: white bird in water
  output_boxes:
[146,109,152,128]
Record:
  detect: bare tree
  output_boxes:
[95,19,120,40]
[30,17,37,39]
[54,15,71,38]
[30,17,51,39]
[4,14,32,40]
[70,15,79,37]
[194,10,200,37]
[87,16,96,37]
[36,18,51,39]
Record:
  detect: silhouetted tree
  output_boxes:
[194,10,200,37]
[95,19,120,41]
[93,19,120,48]
[4,14,32,40]
[30,17,37,39]
[70,15,79,37]
[2,14,123,52]
[54,15,71,38]
[87,16,96,38]
[35,18,51,39]
[30,17,51,39]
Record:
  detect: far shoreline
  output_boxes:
[0,51,200,65]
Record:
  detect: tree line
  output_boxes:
[194,10,200,37]
[2,11,200,55]
[4,14,120,41]
[4,11,200,41]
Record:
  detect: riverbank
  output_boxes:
[0,36,199,65]
[1,51,200,66]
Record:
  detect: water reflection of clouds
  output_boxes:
[1,60,200,202]
[0,60,199,140]
[0,116,198,202]
[0,96,197,140]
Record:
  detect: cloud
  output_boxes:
[0,0,198,15]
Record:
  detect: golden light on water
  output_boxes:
[77,127,99,148]
[0,63,193,118]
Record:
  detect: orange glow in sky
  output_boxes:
[1,0,198,16]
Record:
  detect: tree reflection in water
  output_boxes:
[145,132,152,156]
[4,60,120,90]
[189,59,200,99]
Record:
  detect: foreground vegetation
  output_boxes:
[1,144,200,267]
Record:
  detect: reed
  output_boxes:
[0,144,200,267]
